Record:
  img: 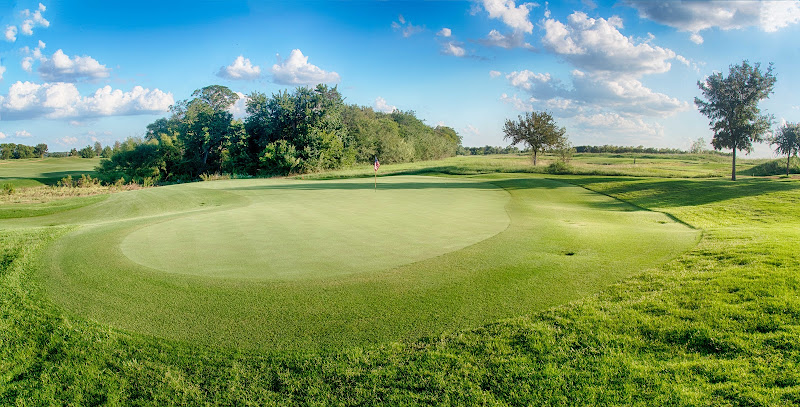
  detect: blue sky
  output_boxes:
[1,0,799,157]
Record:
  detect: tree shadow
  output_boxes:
[560,176,800,208]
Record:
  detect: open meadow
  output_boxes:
[1,154,799,405]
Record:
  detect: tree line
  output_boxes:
[96,84,461,183]
[0,143,48,159]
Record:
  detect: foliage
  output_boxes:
[79,145,96,158]
[771,122,800,177]
[503,111,566,165]
[695,60,776,180]
[97,85,459,182]
[575,144,688,154]
[689,137,707,154]
[457,145,521,156]
[0,143,38,159]
[2,183,14,195]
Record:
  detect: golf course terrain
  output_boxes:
[2,155,799,405]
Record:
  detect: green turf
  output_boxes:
[0,157,101,187]
[21,175,698,351]
[2,160,799,405]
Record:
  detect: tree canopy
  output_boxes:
[771,122,800,177]
[503,111,566,165]
[97,84,461,183]
[695,60,776,180]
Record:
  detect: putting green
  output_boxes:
[28,175,700,351]
[120,177,511,279]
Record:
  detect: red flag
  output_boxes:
[374,157,380,172]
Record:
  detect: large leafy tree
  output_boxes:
[695,61,776,181]
[771,122,800,177]
[503,111,565,165]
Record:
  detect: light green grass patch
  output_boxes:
[0,157,100,187]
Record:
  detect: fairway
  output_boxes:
[25,175,699,351]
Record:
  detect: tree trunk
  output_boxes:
[788,155,791,177]
[731,148,736,181]
[533,150,538,166]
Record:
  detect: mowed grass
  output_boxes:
[21,175,697,351]
[0,157,101,188]
[2,157,799,405]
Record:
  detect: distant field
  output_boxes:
[0,157,101,187]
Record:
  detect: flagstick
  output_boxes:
[374,170,377,192]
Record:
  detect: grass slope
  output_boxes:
[1,160,798,405]
[21,175,695,351]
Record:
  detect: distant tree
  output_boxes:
[689,137,706,154]
[69,148,78,157]
[79,145,96,158]
[771,122,800,177]
[695,60,776,180]
[34,143,48,158]
[101,145,113,158]
[503,111,566,165]
[93,141,103,156]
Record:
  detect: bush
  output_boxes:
[547,161,573,174]
[2,183,14,195]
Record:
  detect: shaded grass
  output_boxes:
[0,157,101,187]
[1,160,799,405]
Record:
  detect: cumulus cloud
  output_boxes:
[442,41,467,57]
[15,130,33,138]
[373,96,397,113]
[38,49,111,82]
[271,49,340,86]
[0,81,174,120]
[392,14,424,37]
[479,29,535,49]
[506,70,563,100]
[217,55,261,80]
[228,91,248,118]
[481,0,536,33]
[437,28,452,37]
[573,112,665,140]
[542,12,677,76]
[18,4,49,37]
[58,136,78,145]
[0,132,6,139]
[489,70,502,78]
[4,26,17,42]
[627,0,800,41]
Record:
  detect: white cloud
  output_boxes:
[438,28,452,37]
[0,81,174,121]
[21,20,34,35]
[373,96,397,113]
[38,49,111,82]
[506,70,563,99]
[627,1,800,36]
[479,29,535,49]
[4,26,17,42]
[0,65,5,80]
[481,0,536,33]
[489,70,502,78]
[38,40,46,49]
[542,12,677,76]
[15,130,33,138]
[0,132,6,140]
[228,91,248,118]
[271,49,340,86]
[500,93,534,111]
[442,41,467,57]
[573,112,665,141]
[217,55,261,80]
[689,32,704,44]
[58,136,78,145]
[21,57,33,72]
[569,71,689,116]
[392,15,424,37]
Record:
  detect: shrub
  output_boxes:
[2,183,14,195]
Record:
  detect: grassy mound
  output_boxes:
[742,156,800,177]
[22,175,697,351]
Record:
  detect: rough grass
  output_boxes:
[2,158,799,405]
